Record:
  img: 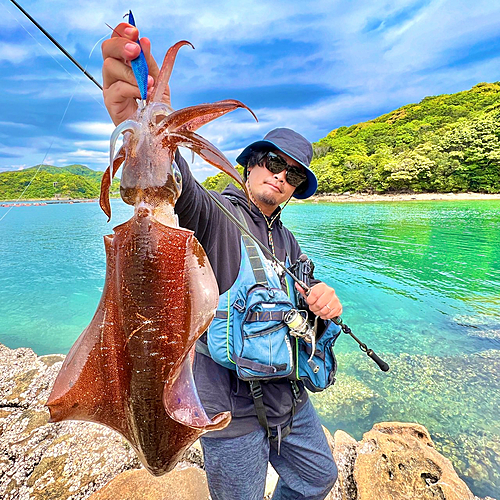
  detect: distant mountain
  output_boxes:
[202,82,500,194]
[0,164,119,201]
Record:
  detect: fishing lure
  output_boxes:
[126,10,149,103]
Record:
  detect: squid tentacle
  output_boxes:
[166,130,248,197]
[160,99,258,135]
[99,148,126,221]
[148,41,195,107]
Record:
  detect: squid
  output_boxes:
[46,40,256,475]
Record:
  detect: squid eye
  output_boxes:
[172,161,182,192]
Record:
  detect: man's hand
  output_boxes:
[295,282,342,320]
[101,23,158,125]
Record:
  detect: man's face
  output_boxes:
[246,150,304,213]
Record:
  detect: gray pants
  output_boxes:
[201,399,337,500]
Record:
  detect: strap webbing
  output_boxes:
[233,354,287,374]
[249,381,271,438]
[235,206,267,285]
[246,310,286,322]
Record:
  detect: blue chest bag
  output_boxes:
[202,205,341,393]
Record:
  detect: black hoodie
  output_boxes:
[174,151,309,438]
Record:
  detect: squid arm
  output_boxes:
[99,148,126,221]
[161,99,258,135]
[148,41,195,108]
[167,130,248,197]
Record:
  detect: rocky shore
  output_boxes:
[0,343,496,500]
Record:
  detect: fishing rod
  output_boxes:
[15,5,389,372]
[196,181,389,372]
[195,180,311,292]
[9,0,103,90]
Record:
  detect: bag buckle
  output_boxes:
[233,298,246,313]
[249,380,263,399]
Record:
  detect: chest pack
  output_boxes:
[202,205,341,392]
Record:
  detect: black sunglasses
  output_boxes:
[262,152,307,188]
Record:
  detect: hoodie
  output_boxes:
[174,151,309,437]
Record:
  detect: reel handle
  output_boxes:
[366,349,390,372]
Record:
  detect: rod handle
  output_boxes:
[366,349,390,372]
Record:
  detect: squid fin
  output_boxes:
[163,346,231,431]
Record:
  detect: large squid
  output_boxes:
[46,41,256,475]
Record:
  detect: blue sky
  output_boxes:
[1,0,500,180]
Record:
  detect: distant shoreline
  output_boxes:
[2,192,500,208]
[305,192,500,203]
[0,199,97,207]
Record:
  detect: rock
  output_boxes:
[1,343,497,500]
[329,429,358,500]
[354,422,476,500]
[87,467,210,500]
[0,345,141,500]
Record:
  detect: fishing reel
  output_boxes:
[289,254,390,373]
[284,309,320,374]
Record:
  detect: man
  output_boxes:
[102,24,342,500]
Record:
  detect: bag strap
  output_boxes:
[249,380,301,447]
[249,381,271,438]
[234,205,268,286]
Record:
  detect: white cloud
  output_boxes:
[73,140,110,149]
[0,121,33,129]
[68,122,115,136]
[66,148,108,159]
[0,43,32,63]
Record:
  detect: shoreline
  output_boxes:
[306,192,500,203]
[2,192,500,207]
[0,198,98,207]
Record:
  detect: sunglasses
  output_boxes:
[263,152,308,188]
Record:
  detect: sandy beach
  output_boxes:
[306,192,500,203]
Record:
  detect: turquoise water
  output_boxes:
[1,199,499,497]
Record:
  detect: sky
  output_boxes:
[1,0,500,180]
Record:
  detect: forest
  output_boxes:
[203,82,500,194]
[0,164,119,200]
[2,83,499,200]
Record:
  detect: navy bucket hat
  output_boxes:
[236,128,318,199]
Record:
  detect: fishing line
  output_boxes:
[0,95,74,222]
[1,0,106,109]
[8,0,103,90]
[0,2,109,221]
[194,181,390,372]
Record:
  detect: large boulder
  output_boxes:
[0,344,141,500]
[327,422,496,500]
[87,467,210,500]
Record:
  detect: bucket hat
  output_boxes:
[236,128,317,199]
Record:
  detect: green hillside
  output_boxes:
[0,164,119,200]
[203,82,500,194]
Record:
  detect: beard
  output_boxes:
[254,190,279,207]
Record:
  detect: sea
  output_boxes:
[1,199,499,497]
